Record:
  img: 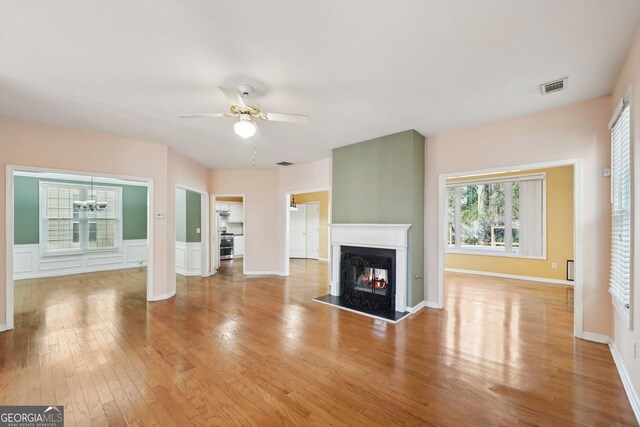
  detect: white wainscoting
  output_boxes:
[175,241,201,276]
[13,239,148,280]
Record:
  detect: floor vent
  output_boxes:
[540,77,568,95]
[277,161,293,166]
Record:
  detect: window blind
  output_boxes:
[609,103,632,314]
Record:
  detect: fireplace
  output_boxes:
[340,246,395,311]
[314,224,411,322]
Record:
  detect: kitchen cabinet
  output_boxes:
[216,202,230,212]
[228,202,244,223]
[234,235,244,257]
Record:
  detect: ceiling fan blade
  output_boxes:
[264,112,309,124]
[219,86,246,108]
[178,113,230,119]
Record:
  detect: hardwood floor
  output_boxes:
[1,262,636,426]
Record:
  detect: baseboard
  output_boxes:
[244,271,286,276]
[581,331,611,344]
[175,270,200,277]
[0,324,7,333]
[609,342,640,424]
[407,300,426,314]
[424,300,444,309]
[147,289,176,302]
[445,268,574,286]
[318,258,330,262]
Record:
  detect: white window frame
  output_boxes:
[446,172,547,259]
[609,87,634,328]
[39,181,123,256]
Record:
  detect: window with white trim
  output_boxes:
[609,97,632,324]
[447,174,545,258]
[41,182,122,255]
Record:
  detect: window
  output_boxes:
[447,174,545,258]
[609,97,632,324]
[41,182,121,255]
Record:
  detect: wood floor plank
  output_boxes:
[0,262,637,426]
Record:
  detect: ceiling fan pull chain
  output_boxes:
[252,147,257,166]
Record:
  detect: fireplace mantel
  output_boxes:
[329,224,411,314]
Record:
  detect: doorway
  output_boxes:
[5,166,154,331]
[284,189,331,276]
[211,194,246,275]
[174,185,211,279]
[438,160,581,336]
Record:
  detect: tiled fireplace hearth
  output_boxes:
[314,224,411,323]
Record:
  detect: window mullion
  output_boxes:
[504,184,512,253]
[454,187,462,249]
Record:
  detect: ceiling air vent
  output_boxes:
[276,161,293,166]
[540,77,568,95]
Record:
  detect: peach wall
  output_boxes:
[0,115,171,325]
[209,169,281,273]
[611,26,640,414]
[426,96,612,336]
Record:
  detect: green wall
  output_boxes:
[175,188,201,243]
[332,129,425,307]
[186,190,201,243]
[14,176,148,244]
[175,188,187,242]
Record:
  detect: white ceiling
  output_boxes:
[1,1,638,168]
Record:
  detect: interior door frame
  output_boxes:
[211,194,246,276]
[283,187,331,277]
[5,164,155,332]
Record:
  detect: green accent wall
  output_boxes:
[14,177,40,245]
[186,190,201,243]
[175,188,187,242]
[14,176,148,244]
[332,129,425,306]
[175,188,201,243]
[122,185,148,240]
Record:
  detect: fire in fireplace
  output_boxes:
[340,246,396,311]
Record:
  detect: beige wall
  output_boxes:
[426,96,612,336]
[446,166,574,280]
[0,116,209,326]
[611,26,640,410]
[292,191,330,259]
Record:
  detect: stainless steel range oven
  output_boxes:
[220,232,234,259]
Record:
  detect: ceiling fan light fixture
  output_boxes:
[234,115,257,139]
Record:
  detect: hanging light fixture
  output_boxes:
[234,113,257,139]
[290,194,298,211]
[73,177,108,212]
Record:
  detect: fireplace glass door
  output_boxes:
[340,246,395,311]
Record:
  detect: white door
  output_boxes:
[290,204,307,258]
[305,202,320,260]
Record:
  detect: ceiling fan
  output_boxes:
[179,85,308,139]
